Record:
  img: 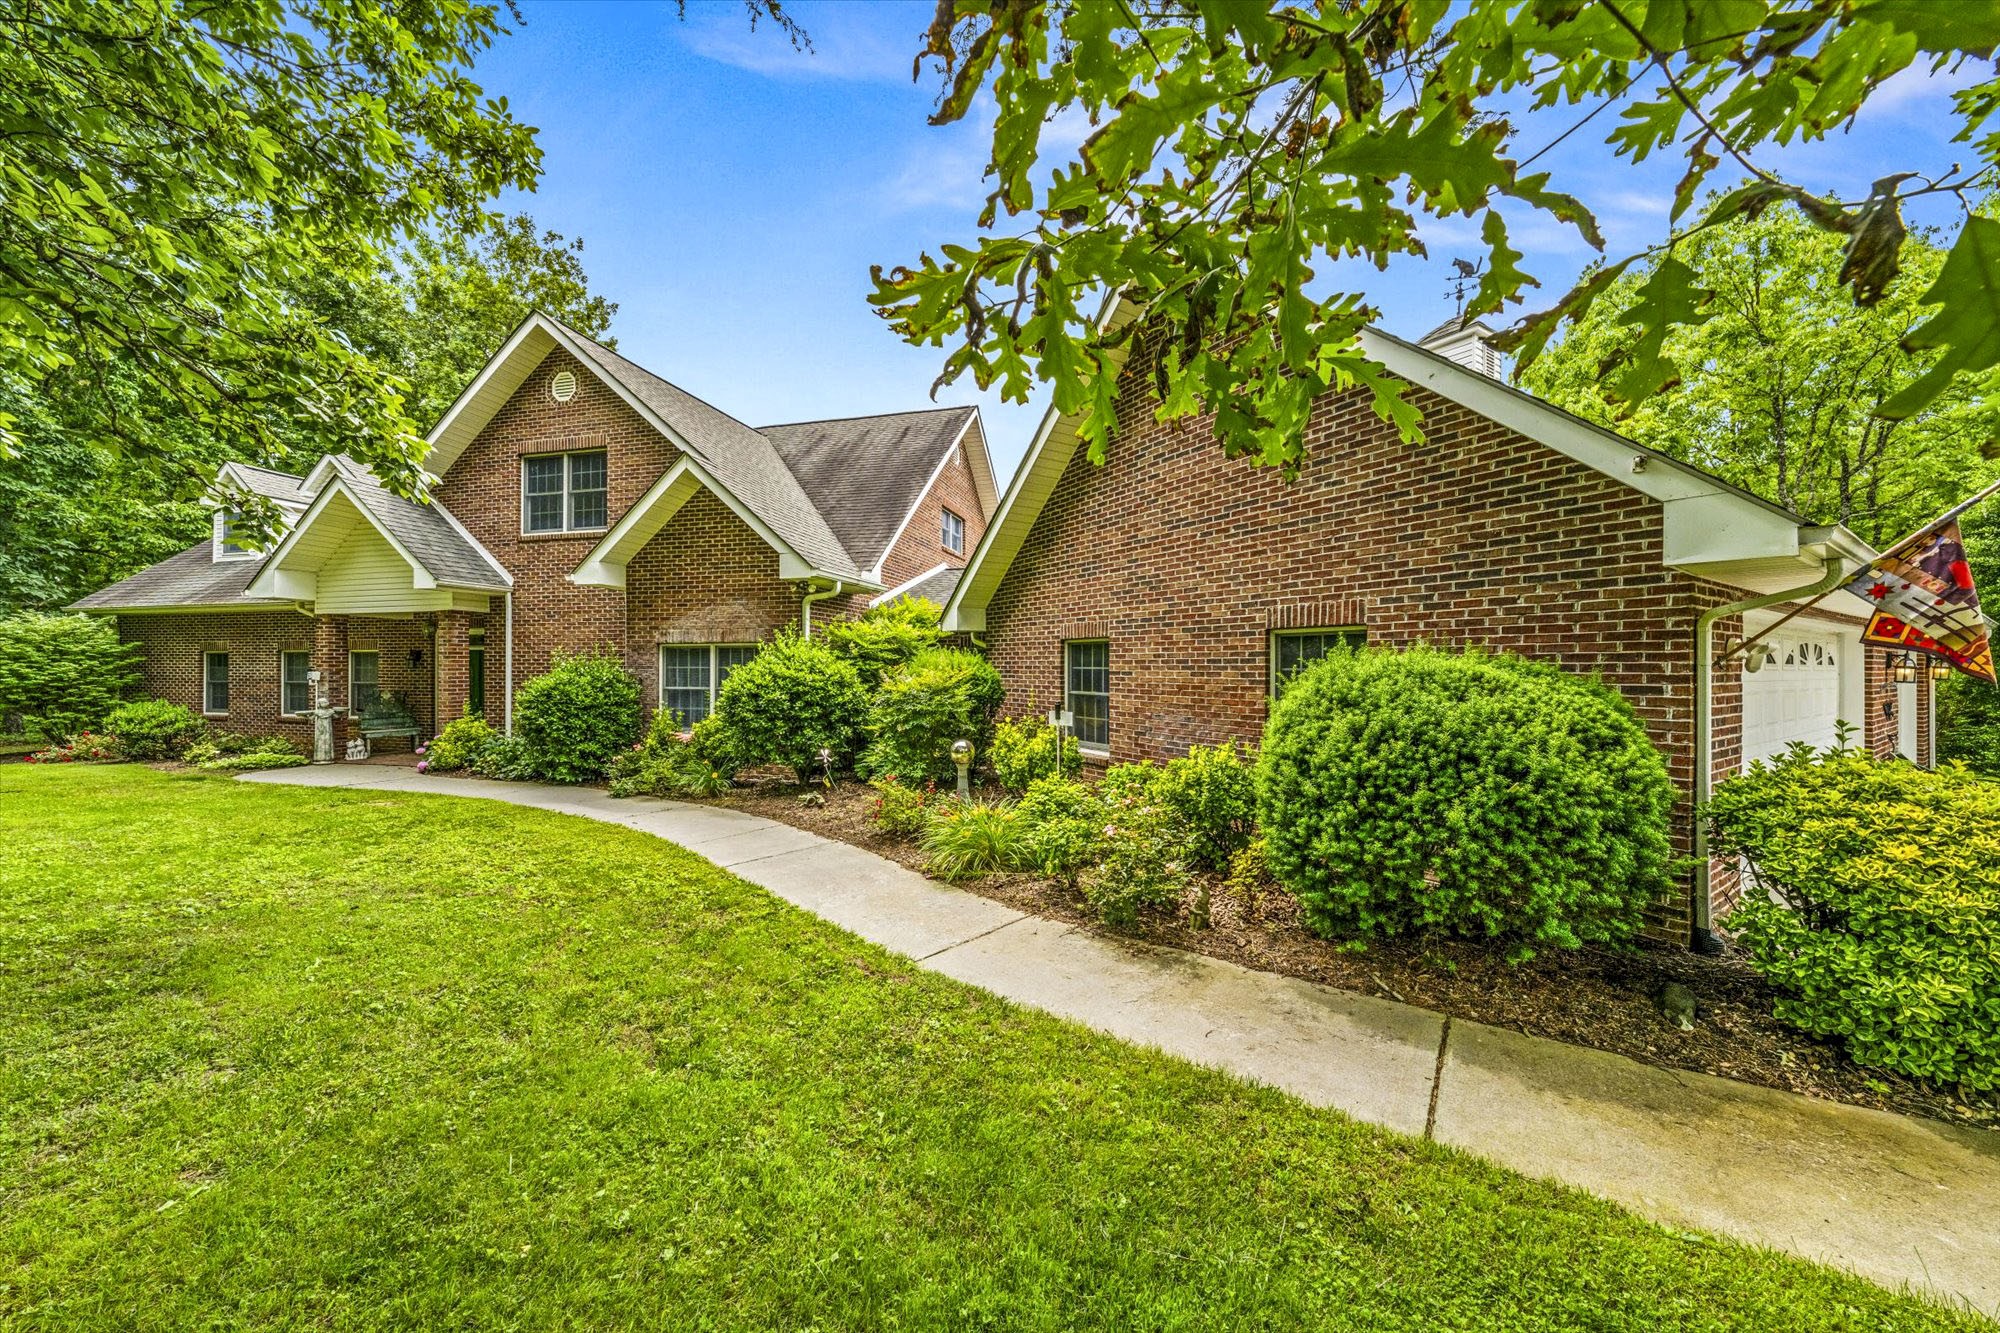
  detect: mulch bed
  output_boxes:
[712,775,2000,1132]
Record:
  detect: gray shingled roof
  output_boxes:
[221,463,312,507]
[760,407,976,575]
[551,317,867,580]
[70,540,286,612]
[322,457,510,591]
[876,563,962,610]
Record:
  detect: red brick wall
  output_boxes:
[624,489,805,709]
[431,346,667,690]
[880,438,988,588]
[117,610,318,748]
[979,333,1732,939]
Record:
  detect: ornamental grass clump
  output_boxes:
[1708,746,2000,1091]
[921,800,1025,880]
[1256,645,1675,958]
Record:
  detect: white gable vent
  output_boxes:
[549,369,578,403]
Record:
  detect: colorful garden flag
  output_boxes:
[1845,520,1996,682]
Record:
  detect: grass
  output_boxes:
[0,765,1979,1331]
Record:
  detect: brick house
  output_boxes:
[939,301,1935,943]
[72,312,996,753]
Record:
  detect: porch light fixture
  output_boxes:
[1932,660,1952,682]
[1890,652,1919,684]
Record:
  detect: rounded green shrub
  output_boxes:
[821,598,945,688]
[425,712,497,773]
[1708,748,2000,1091]
[991,716,1081,792]
[1256,645,1675,956]
[512,648,643,784]
[1014,776,1104,883]
[714,631,867,782]
[858,647,1006,784]
[0,613,141,740]
[1154,741,1257,870]
[104,698,206,760]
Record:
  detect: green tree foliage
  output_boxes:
[1938,500,2000,771]
[0,214,615,614]
[1256,646,1676,957]
[879,3,2000,472]
[1523,205,2000,545]
[0,612,141,739]
[1708,746,2000,1091]
[821,599,947,689]
[0,0,542,479]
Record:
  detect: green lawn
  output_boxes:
[0,765,1976,1331]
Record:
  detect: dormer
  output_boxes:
[207,461,311,562]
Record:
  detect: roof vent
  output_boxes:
[549,369,578,403]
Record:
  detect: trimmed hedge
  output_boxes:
[1256,645,1676,957]
[1708,747,2000,1091]
[714,631,867,782]
[512,649,643,784]
[104,699,205,760]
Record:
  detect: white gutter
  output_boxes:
[800,580,845,637]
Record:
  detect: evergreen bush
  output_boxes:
[511,649,642,783]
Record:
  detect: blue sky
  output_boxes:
[475,1,1991,482]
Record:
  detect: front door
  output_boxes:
[468,645,486,718]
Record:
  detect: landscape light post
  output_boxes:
[951,739,972,800]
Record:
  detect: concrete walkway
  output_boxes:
[244,764,2000,1315]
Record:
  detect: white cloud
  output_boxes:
[679,1,920,82]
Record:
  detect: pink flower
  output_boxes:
[416,761,428,773]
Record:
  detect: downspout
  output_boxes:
[800,579,845,638]
[1690,557,1849,953]
[503,591,514,737]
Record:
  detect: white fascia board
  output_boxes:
[871,562,955,608]
[959,411,1000,515]
[870,416,975,581]
[421,314,557,478]
[244,478,438,598]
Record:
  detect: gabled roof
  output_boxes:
[69,539,290,613]
[760,406,992,578]
[426,312,871,583]
[305,456,511,591]
[215,461,311,509]
[942,296,1877,631]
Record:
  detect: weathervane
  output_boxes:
[1447,257,1484,322]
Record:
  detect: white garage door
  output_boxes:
[1741,629,1844,767]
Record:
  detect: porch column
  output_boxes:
[435,609,475,732]
[313,614,350,759]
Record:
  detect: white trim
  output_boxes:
[1063,638,1111,754]
[941,506,966,556]
[278,647,313,719]
[1268,625,1366,699]
[422,315,556,478]
[243,476,507,602]
[658,642,758,725]
[870,562,956,608]
[568,455,877,591]
[202,650,231,717]
[869,411,978,581]
[347,649,381,714]
[520,447,610,536]
[211,509,261,563]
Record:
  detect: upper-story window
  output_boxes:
[941,506,966,555]
[213,509,258,561]
[523,449,608,533]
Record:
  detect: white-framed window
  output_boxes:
[941,506,966,555]
[280,650,312,716]
[1064,640,1110,752]
[349,650,381,713]
[1270,627,1367,698]
[660,643,758,727]
[522,449,609,533]
[213,509,258,561]
[203,651,230,715]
